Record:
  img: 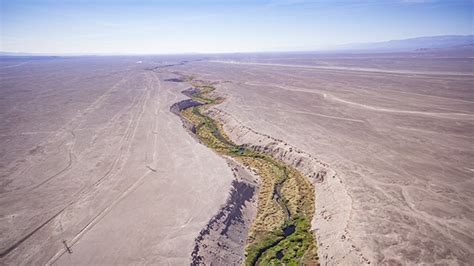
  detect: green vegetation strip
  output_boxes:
[179,77,318,265]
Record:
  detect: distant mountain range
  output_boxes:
[1,35,473,56]
[332,35,474,52]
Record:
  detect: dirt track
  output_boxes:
[176,55,474,265]
[0,58,234,264]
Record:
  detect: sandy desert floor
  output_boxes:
[0,52,473,265]
[176,54,474,265]
[0,57,235,264]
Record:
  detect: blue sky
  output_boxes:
[1,0,473,54]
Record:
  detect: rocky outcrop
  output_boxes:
[191,159,259,265]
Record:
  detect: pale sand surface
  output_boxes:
[1,54,473,265]
[175,56,474,264]
[0,58,233,264]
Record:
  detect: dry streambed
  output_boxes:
[170,75,320,265]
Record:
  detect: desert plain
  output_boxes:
[0,51,473,265]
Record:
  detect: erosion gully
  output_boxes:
[171,75,319,265]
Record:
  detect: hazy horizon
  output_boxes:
[1,34,473,56]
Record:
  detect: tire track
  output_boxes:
[46,170,153,265]
[209,60,474,77]
[245,81,474,120]
[2,71,134,194]
[0,72,150,259]
[46,72,158,264]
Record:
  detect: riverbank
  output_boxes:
[171,75,318,265]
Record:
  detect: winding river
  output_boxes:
[171,76,318,265]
